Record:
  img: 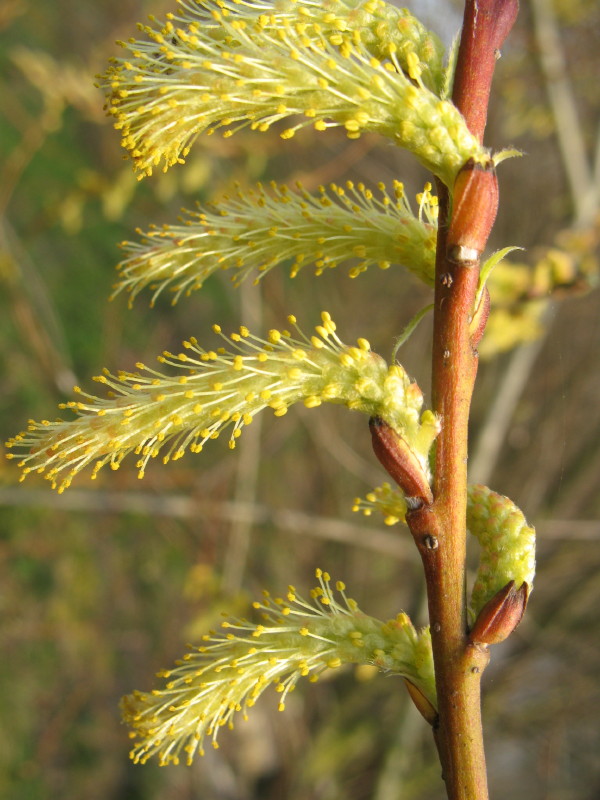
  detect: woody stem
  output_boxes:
[411,2,518,798]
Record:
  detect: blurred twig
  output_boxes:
[469,338,545,485]
[0,487,413,557]
[300,406,383,485]
[0,488,596,541]
[0,220,77,394]
[470,0,599,485]
[530,0,598,227]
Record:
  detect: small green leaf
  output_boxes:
[475,246,524,314]
[440,32,460,100]
[390,303,434,364]
[492,147,523,166]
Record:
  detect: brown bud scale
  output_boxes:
[447,158,499,262]
[469,580,529,646]
[369,417,433,506]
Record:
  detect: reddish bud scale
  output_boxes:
[447,159,499,265]
[369,417,433,506]
[468,580,529,646]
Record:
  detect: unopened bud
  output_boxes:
[447,159,499,265]
[468,580,529,646]
[369,417,433,506]
[404,678,438,725]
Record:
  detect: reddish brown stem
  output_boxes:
[370,4,519,795]
[452,0,520,143]
[424,200,490,799]
[413,2,518,798]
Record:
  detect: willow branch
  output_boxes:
[412,2,518,798]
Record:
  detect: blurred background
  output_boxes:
[0,0,598,798]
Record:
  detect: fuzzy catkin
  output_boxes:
[100,0,487,184]
[6,314,439,492]
[115,180,438,306]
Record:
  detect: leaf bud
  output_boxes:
[369,417,433,506]
[468,580,529,646]
[447,158,499,265]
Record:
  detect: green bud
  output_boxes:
[467,484,536,616]
[353,482,536,620]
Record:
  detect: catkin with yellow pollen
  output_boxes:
[99,0,487,184]
[115,180,438,306]
[175,0,447,94]
[122,568,435,765]
[6,313,439,492]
